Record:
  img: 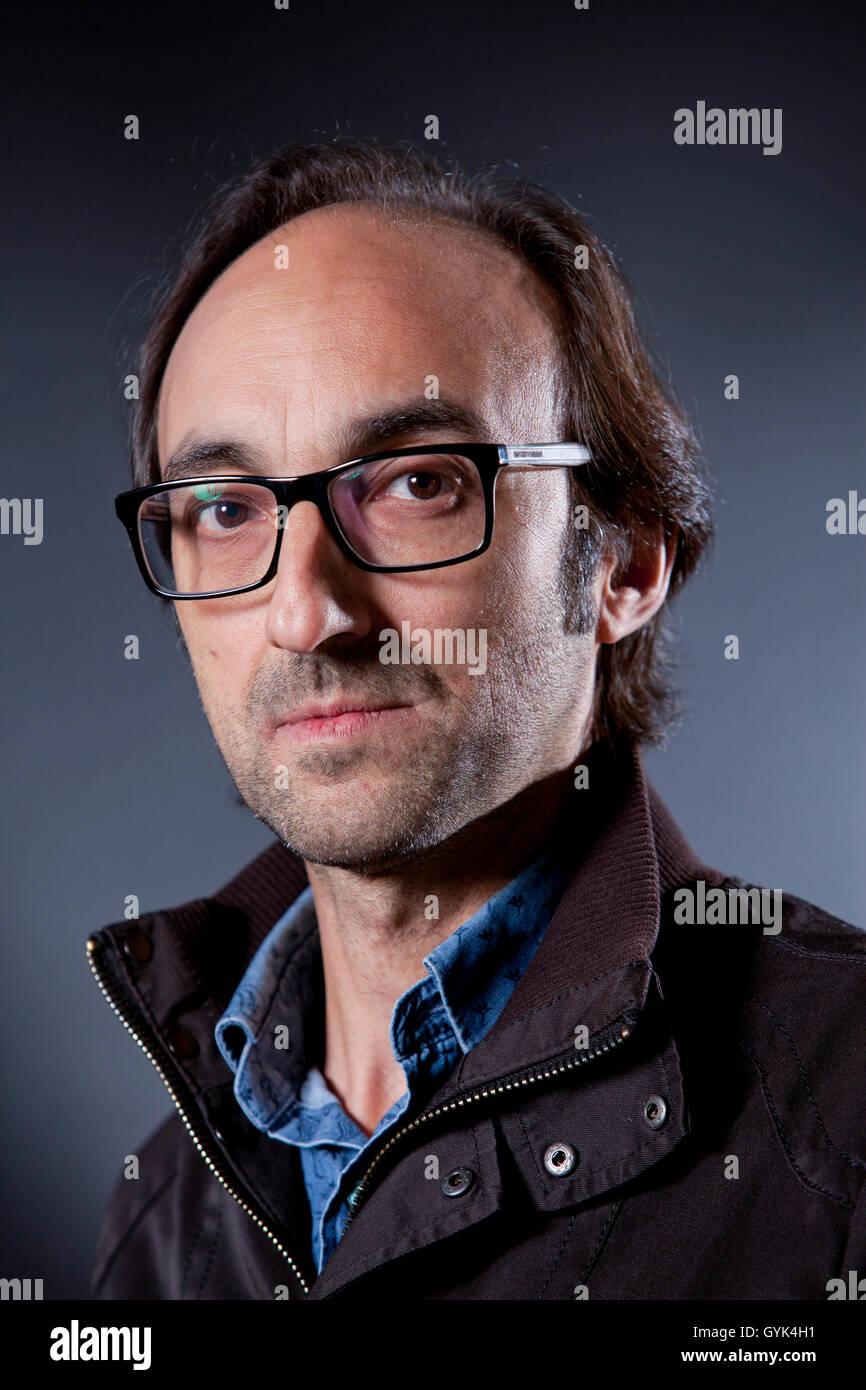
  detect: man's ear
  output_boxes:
[596,526,677,645]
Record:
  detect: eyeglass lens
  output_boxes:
[137,452,487,594]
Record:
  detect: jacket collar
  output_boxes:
[448,734,710,1089]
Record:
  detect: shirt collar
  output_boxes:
[409,841,576,1054]
[214,833,576,1122]
[214,886,318,1075]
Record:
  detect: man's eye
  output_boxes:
[191,497,253,531]
[378,468,459,502]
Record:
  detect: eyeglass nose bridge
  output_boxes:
[261,470,372,580]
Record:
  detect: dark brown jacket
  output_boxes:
[87,739,866,1299]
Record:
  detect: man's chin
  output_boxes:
[284,842,420,874]
[243,785,453,874]
[272,824,439,875]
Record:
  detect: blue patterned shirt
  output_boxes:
[214,841,574,1275]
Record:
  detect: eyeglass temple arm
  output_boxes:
[497,444,592,469]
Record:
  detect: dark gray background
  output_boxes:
[1,0,862,1298]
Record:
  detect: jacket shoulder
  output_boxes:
[731,880,866,1200]
[659,868,866,1209]
[706,874,866,1064]
[742,879,866,996]
[763,884,866,956]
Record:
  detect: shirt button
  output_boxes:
[543,1142,577,1176]
[441,1167,475,1198]
[168,1028,199,1059]
[642,1094,668,1129]
[122,929,153,962]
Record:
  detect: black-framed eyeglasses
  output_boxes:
[114,442,592,599]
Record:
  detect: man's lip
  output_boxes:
[271,699,412,729]
[269,702,416,745]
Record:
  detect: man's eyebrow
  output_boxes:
[336,399,495,460]
[161,441,266,483]
[160,399,495,483]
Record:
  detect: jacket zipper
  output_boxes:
[89,930,637,1286]
[342,1014,636,1228]
[86,934,313,1297]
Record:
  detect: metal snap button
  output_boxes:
[543,1142,577,1177]
[441,1167,475,1198]
[123,928,153,962]
[643,1094,668,1129]
[168,1028,199,1059]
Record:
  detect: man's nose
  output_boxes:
[263,499,372,653]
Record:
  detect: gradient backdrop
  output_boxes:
[1,0,863,1297]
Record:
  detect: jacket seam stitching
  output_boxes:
[579,1198,622,1288]
[738,1036,854,1208]
[707,882,865,961]
[768,937,866,964]
[193,1201,224,1299]
[92,1166,179,1295]
[500,959,649,1027]
[541,1214,576,1299]
[745,995,866,1172]
[455,960,648,1088]
[179,1205,208,1299]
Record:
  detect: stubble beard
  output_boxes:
[206,534,599,874]
[231,698,508,873]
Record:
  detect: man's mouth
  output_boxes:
[270,699,416,743]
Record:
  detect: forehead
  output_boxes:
[157,202,562,467]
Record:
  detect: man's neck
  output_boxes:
[304,764,579,1136]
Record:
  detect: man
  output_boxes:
[90,138,865,1300]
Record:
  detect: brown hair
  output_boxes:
[129,137,714,748]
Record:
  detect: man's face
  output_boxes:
[157,204,603,871]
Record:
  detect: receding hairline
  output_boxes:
[158,195,570,435]
[206,197,567,331]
